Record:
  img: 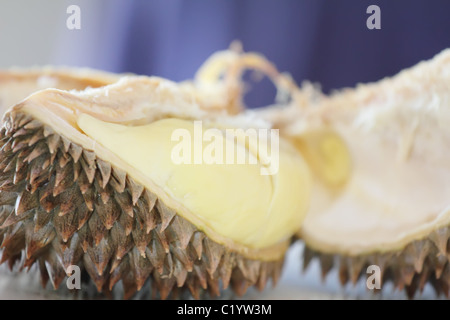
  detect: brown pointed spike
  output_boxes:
[37,258,50,288]
[43,126,55,138]
[131,220,153,256]
[416,266,429,293]
[40,195,58,213]
[348,256,366,285]
[156,200,176,232]
[96,159,111,189]
[171,244,193,272]
[34,208,52,232]
[218,252,234,289]
[118,208,134,235]
[13,165,27,185]
[185,276,201,300]
[87,237,113,276]
[83,253,107,292]
[155,225,170,253]
[60,136,71,152]
[109,256,128,290]
[433,254,447,279]
[242,259,261,284]
[58,188,81,217]
[12,127,28,138]
[53,209,78,243]
[0,139,13,155]
[11,138,29,153]
[96,179,111,204]
[143,190,157,211]
[152,271,175,300]
[3,155,17,173]
[80,157,96,184]
[111,222,133,260]
[338,257,349,286]
[68,143,83,163]
[81,187,95,211]
[95,196,120,230]
[193,263,208,290]
[23,120,42,130]
[429,227,450,256]
[1,208,33,228]
[302,246,316,271]
[27,130,44,148]
[207,275,221,297]
[127,178,144,205]
[256,262,268,292]
[54,163,74,196]
[173,256,188,287]
[191,232,204,260]
[61,234,84,271]
[28,157,48,188]
[45,253,67,289]
[46,134,60,154]
[166,216,195,249]
[203,238,225,276]
[147,238,166,273]
[14,191,38,216]
[77,170,91,194]
[77,203,91,230]
[135,199,156,233]
[25,142,48,163]
[25,224,56,259]
[319,254,334,281]
[272,260,284,286]
[405,240,431,273]
[129,248,153,290]
[113,191,133,217]
[400,265,416,286]
[110,168,126,193]
[72,161,81,181]
[88,212,107,246]
[58,153,71,168]
[231,268,250,296]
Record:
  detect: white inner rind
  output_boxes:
[297,49,450,255]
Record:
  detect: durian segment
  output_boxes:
[11,76,310,254]
[0,111,285,299]
[76,115,310,249]
[0,67,120,116]
[293,49,450,256]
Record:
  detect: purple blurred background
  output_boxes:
[52,0,450,107]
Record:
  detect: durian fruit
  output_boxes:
[0,67,120,117]
[262,49,450,298]
[0,75,311,299]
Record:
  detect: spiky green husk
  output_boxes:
[302,230,450,298]
[0,111,283,299]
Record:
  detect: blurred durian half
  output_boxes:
[257,49,450,298]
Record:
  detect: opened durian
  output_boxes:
[0,67,120,118]
[1,46,449,299]
[0,72,312,299]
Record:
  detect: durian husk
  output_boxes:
[259,49,450,298]
[0,77,286,299]
[0,67,120,117]
[148,47,450,298]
